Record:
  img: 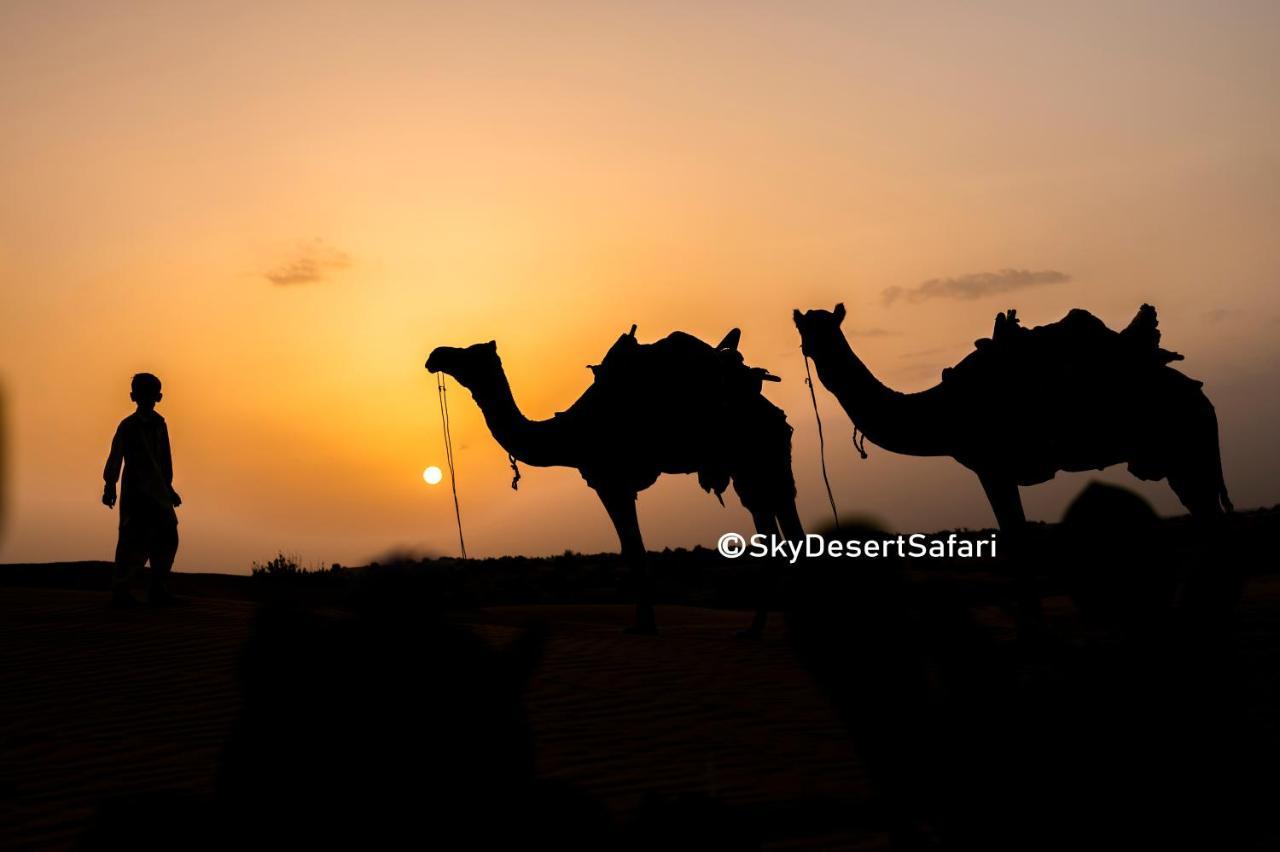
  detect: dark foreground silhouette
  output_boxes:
[1,384,8,544]
[101,373,182,607]
[213,601,609,849]
[0,494,1275,850]
[794,304,1232,532]
[427,326,803,636]
[75,578,756,850]
[789,484,1258,851]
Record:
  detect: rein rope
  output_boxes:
[437,374,468,559]
[803,352,841,530]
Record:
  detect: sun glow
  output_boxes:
[423,466,443,486]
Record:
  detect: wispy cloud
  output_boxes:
[1202,308,1236,325]
[883,268,1071,305]
[847,326,896,338]
[899,343,962,359]
[265,239,352,286]
[778,327,895,359]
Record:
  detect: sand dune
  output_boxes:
[1,590,877,849]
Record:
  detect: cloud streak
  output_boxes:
[847,326,896,338]
[883,268,1071,305]
[265,239,352,285]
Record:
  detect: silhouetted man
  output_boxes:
[103,373,181,607]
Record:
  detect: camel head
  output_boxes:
[426,341,502,391]
[793,303,846,357]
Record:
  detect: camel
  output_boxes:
[426,325,804,635]
[793,303,1232,532]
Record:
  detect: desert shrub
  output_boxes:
[250,552,309,577]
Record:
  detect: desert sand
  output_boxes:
[2,588,879,849]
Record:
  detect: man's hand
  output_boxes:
[102,484,117,509]
[171,489,182,508]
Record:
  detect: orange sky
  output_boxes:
[2,2,1279,571]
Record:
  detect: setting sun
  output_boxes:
[423,466,443,486]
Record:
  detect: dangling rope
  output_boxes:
[853,425,868,460]
[437,374,467,559]
[508,453,522,491]
[803,353,841,530]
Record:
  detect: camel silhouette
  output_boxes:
[793,303,1232,532]
[427,325,803,635]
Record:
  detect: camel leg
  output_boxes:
[977,472,1043,634]
[738,499,805,638]
[776,499,805,543]
[1167,468,1239,642]
[738,509,782,639]
[598,489,656,635]
[1168,468,1226,520]
[977,472,1025,533]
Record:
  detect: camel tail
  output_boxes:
[1209,404,1233,513]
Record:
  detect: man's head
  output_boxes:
[130,373,163,408]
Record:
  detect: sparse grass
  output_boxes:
[250,552,338,577]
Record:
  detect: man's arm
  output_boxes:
[103,423,124,508]
[160,421,180,507]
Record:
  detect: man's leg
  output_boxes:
[113,525,144,606]
[147,523,179,604]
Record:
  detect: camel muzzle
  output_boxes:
[425,349,448,373]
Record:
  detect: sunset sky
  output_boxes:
[3,1,1278,571]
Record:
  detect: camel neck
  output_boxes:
[808,333,951,457]
[464,369,577,468]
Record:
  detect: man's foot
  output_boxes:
[148,589,177,607]
[623,622,658,636]
[110,590,139,609]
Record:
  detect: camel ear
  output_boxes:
[793,309,803,323]
[485,340,497,351]
[833,303,846,325]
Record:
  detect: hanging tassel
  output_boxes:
[509,453,522,491]
[853,425,868,460]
